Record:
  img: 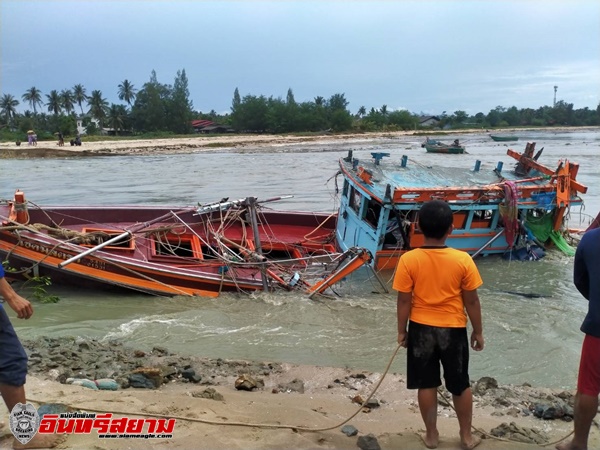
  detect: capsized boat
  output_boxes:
[421,137,465,154]
[0,195,377,298]
[335,142,587,270]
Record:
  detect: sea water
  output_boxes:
[2,130,599,389]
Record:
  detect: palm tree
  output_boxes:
[22,87,43,114]
[357,106,366,118]
[0,94,19,125]
[72,84,88,115]
[60,89,75,114]
[107,104,127,135]
[87,90,109,127]
[46,90,62,115]
[117,79,137,107]
[314,96,324,107]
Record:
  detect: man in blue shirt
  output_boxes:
[557,227,600,450]
[0,264,32,417]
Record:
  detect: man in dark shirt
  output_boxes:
[557,227,600,450]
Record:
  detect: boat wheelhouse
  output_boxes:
[335,143,587,270]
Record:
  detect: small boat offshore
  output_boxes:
[334,142,587,270]
[421,137,466,154]
[490,134,519,142]
[0,195,373,298]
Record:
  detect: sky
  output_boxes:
[1,0,599,116]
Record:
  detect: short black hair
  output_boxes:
[418,200,453,239]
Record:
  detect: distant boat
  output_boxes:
[490,135,519,142]
[421,137,465,154]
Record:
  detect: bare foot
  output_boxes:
[12,433,67,449]
[460,435,482,450]
[418,431,439,449]
[556,441,586,450]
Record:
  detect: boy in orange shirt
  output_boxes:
[393,200,484,450]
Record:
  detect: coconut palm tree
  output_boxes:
[61,89,75,114]
[357,106,366,118]
[0,94,19,125]
[72,84,88,115]
[87,90,109,127]
[22,87,43,114]
[107,104,127,135]
[46,90,62,115]
[117,79,137,107]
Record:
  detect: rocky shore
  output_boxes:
[0,336,592,449]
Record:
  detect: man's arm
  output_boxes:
[397,291,412,347]
[0,277,33,319]
[573,246,589,300]
[463,289,484,351]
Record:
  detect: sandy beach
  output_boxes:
[0,336,596,450]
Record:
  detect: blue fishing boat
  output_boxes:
[335,142,587,270]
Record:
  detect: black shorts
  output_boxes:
[406,320,470,395]
[0,305,28,386]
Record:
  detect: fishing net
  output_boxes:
[525,210,576,256]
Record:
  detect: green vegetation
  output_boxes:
[1,69,599,142]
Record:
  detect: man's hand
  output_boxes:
[470,332,484,351]
[398,331,408,348]
[5,293,34,319]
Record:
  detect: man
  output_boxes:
[1,266,61,448]
[557,226,600,450]
[0,265,32,415]
[393,200,484,450]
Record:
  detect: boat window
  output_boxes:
[349,187,362,214]
[153,235,203,259]
[81,228,135,250]
[365,198,382,229]
[471,210,494,228]
[342,179,349,198]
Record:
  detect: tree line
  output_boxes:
[1,68,599,141]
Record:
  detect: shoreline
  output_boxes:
[1,336,596,449]
[1,126,598,159]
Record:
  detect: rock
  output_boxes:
[191,388,224,401]
[129,373,157,389]
[235,374,258,391]
[130,367,163,388]
[365,398,380,409]
[474,376,498,395]
[341,425,358,436]
[152,346,169,356]
[357,433,381,450]
[134,350,146,357]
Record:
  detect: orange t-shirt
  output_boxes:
[392,247,483,327]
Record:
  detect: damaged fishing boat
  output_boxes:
[335,142,587,270]
[0,195,374,298]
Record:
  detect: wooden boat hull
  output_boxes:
[490,135,519,142]
[0,201,354,297]
[424,145,465,154]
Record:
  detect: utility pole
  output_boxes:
[553,86,558,107]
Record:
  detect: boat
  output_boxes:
[0,195,378,298]
[421,137,465,154]
[335,142,588,270]
[490,135,519,142]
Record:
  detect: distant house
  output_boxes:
[191,119,233,134]
[76,115,101,136]
[418,116,440,127]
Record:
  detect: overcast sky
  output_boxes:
[2,0,599,116]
